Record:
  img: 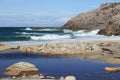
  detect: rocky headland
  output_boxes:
[59,2,120,36]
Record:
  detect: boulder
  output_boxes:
[65,76,76,80]
[105,67,120,72]
[4,62,39,77]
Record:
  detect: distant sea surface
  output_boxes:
[0,27,120,45]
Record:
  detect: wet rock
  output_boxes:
[101,48,112,52]
[105,67,120,72]
[4,62,39,77]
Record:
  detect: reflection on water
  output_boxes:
[0,52,120,80]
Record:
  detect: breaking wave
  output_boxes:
[73,29,100,37]
[37,29,59,31]
[25,27,32,30]
[31,34,71,40]
[63,29,73,33]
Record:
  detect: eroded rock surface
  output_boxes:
[4,62,39,76]
[20,42,101,55]
[59,2,120,35]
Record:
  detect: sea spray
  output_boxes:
[0,27,120,45]
[25,27,32,30]
[31,34,71,40]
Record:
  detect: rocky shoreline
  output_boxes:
[1,62,76,80]
[1,75,76,80]
[59,2,120,36]
[0,40,120,64]
[0,40,120,79]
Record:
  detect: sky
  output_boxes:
[0,0,119,27]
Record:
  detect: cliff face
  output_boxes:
[98,13,120,36]
[60,2,120,35]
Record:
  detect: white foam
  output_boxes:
[63,29,73,33]
[25,27,32,30]
[73,29,100,37]
[73,30,85,34]
[38,29,58,31]
[31,34,71,40]
[21,32,42,35]
[21,32,28,34]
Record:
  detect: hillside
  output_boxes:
[60,2,120,35]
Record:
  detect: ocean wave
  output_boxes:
[73,30,85,34]
[37,29,58,31]
[25,27,32,30]
[21,32,43,35]
[0,36,31,41]
[73,29,100,37]
[63,29,73,33]
[31,34,71,40]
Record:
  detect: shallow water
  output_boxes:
[0,52,120,80]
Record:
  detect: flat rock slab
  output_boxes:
[4,62,39,76]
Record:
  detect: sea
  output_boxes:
[0,27,120,80]
[0,27,120,46]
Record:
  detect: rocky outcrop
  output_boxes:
[4,62,39,76]
[98,14,120,36]
[60,2,120,35]
[20,42,101,55]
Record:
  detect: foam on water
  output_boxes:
[25,27,32,30]
[37,29,59,31]
[31,34,71,40]
[73,29,100,37]
[1,28,120,46]
[63,29,73,33]
[21,32,42,35]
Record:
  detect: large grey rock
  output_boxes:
[4,62,39,76]
[59,2,120,35]
[98,14,120,36]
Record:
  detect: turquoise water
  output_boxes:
[0,52,120,80]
